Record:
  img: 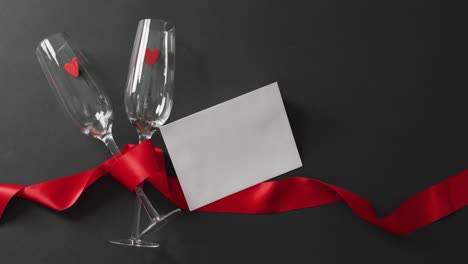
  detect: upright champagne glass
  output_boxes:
[121,19,180,241]
[36,32,161,248]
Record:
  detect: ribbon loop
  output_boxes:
[109,140,164,191]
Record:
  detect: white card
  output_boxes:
[160,82,302,210]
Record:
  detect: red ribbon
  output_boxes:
[0,140,467,236]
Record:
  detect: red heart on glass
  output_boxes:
[144,48,161,66]
[64,57,79,77]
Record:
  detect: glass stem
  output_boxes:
[101,133,160,239]
[131,132,163,239]
[135,132,163,228]
[130,193,142,240]
[102,134,121,157]
[138,133,153,143]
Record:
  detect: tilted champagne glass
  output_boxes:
[36,32,162,247]
[119,18,181,242]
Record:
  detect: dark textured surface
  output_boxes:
[0,0,467,263]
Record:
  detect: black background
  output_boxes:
[0,0,467,263]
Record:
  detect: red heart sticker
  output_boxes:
[144,48,161,66]
[64,57,79,78]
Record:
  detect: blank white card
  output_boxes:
[160,82,302,210]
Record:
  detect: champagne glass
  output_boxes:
[36,32,161,248]
[121,18,180,241]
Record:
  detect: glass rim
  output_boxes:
[138,18,175,32]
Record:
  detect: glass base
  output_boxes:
[140,208,181,236]
[108,238,160,248]
[109,208,181,247]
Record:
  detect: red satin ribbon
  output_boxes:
[0,140,467,236]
